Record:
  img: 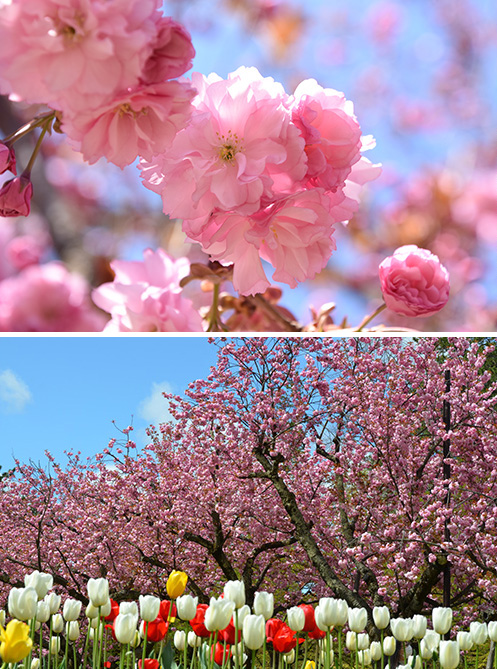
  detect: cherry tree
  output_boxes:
[1,337,497,629]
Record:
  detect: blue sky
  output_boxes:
[0,336,221,471]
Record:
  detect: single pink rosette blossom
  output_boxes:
[0,174,33,217]
[140,17,195,83]
[0,142,16,175]
[92,248,204,332]
[62,80,196,167]
[291,78,363,191]
[0,0,160,112]
[379,245,450,317]
[0,262,106,331]
[140,66,307,224]
[185,189,340,296]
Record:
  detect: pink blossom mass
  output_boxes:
[92,248,204,332]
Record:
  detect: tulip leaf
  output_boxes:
[160,641,178,669]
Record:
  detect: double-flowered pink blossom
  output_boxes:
[141,66,380,295]
[379,245,450,317]
[92,248,204,332]
[0,0,160,113]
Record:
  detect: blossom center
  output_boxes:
[48,12,86,43]
[216,130,243,163]
[116,104,148,119]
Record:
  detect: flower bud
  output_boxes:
[31,659,40,669]
[49,637,60,655]
[0,174,33,217]
[283,650,295,663]
[0,142,16,175]
[177,595,198,621]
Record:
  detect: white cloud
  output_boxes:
[0,369,32,413]
[138,381,174,427]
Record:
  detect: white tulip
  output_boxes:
[65,621,80,641]
[50,637,60,654]
[390,618,414,642]
[87,578,109,607]
[488,621,497,642]
[346,631,358,651]
[357,650,372,666]
[174,630,186,651]
[224,581,245,609]
[25,571,53,600]
[348,607,368,633]
[469,621,487,646]
[456,631,473,652]
[139,595,160,623]
[86,603,99,619]
[283,650,295,664]
[412,615,427,639]
[63,598,82,621]
[439,640,460,669]
[383,636,397,656]
[52,613,64,633]
[357,633,370,650]
[44,593,61,615]
[205,596,235,632]
[114,613,138,645]
[408,655,422,669]
[36,601,51,623]
[31,659,40,669]
[243,614,265,650]
[420,639,433,660]
[254,592,274,621]
[119,602,139,619]
[423,630,441,652]
[370,641,382,661]
[287,606,306,632]
[373,606,390,630]
[8,587,38,621]
[176,595,198,621]
[432,608,452,635]
[188,631,202,648]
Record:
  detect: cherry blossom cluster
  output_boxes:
[140,67,382,295]
[1,339,496,624]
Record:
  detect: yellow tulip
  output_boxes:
[304,662,316,669]
[0,619,33,663]
[166,571,188,599]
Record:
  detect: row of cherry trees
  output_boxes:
[1,337,497,629]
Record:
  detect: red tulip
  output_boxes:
[272,623,300,653]
[190,603,210,638]
[299,604,317,633]
[138,660,159,669]
[105,599,120,623]
[265,618,285,644]
[143,616,168,642]
[219,618,241,645]
[211,641,230,667]
[159,600,177,622]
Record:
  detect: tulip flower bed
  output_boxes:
[2,570,497,669]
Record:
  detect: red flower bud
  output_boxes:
[0,174,33,217]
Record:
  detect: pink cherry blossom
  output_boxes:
[0,174,33,217]
[0,0,160,113]
[62,80,196,168]
[379,245,450,317]
[140,17,195,84]
[92,248,204,332]
[291,78,363,191]
[6,235,44,270]
[186,188,341,295]
[0,262,106,331]
[140,66,307,224]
